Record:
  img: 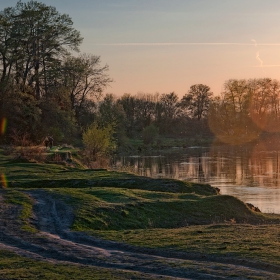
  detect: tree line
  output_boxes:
[93,78,280,149]
[209,78,280,144]
[1,1,280,151]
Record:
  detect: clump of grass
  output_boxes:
[24,146,47,163]
[4,190,37,233]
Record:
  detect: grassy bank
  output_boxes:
[1,147,270,229]
[1,146,280,278]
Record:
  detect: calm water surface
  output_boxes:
[113,137,280,213]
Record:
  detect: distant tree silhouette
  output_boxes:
[180,84,213,120]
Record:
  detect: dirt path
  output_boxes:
[0,190,279,279]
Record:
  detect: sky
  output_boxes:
[1,0,280,97]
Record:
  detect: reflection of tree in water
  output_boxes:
[113,138,280,188]
[158,156,163,175]
[112,139,280,213]
[198,156,205,182]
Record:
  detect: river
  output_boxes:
[112,136,280,213]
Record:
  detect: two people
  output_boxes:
[44,135,54,149]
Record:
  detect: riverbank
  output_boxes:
[1,146,280,279]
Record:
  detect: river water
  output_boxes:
[112,136,280,213]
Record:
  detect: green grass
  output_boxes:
[44,186,270,231]
[1,148,218,196]
[4,189,37,233]
[2,146,280,276]
[92,223,280,266]
[0,250,158,280]
[0,146,276,232]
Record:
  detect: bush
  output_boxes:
[82,123,116,166]
[142,124,159,145]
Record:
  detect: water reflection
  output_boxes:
[112,137,280,213]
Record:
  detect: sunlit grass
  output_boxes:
[93,224,280,266]
[43,185,271,231]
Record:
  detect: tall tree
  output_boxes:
[0,7,15,83]
[97,94,126,148]
[222,79,249,116]
[181,84,213,120]
[155,92,180,133]
[117,94,137,136]
[0,0,83,98]
[248,78,280,132]
[60,54,112,124]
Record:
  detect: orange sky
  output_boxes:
[2,0,280,97]
[85,42,280,97]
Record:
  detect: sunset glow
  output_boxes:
[1,0,279,97]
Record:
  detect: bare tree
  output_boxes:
[181,84,213,120]
[59,54,112,123]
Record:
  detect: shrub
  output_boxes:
[142,124,159,145]
[82,123,116,167]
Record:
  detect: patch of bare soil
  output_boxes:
[0,190,280,279]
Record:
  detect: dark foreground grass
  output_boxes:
[0,250,159,280]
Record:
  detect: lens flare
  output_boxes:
[208,114,260,145]
[1,118,7,135]
[250,111,280,133]
[1,174,8,188]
